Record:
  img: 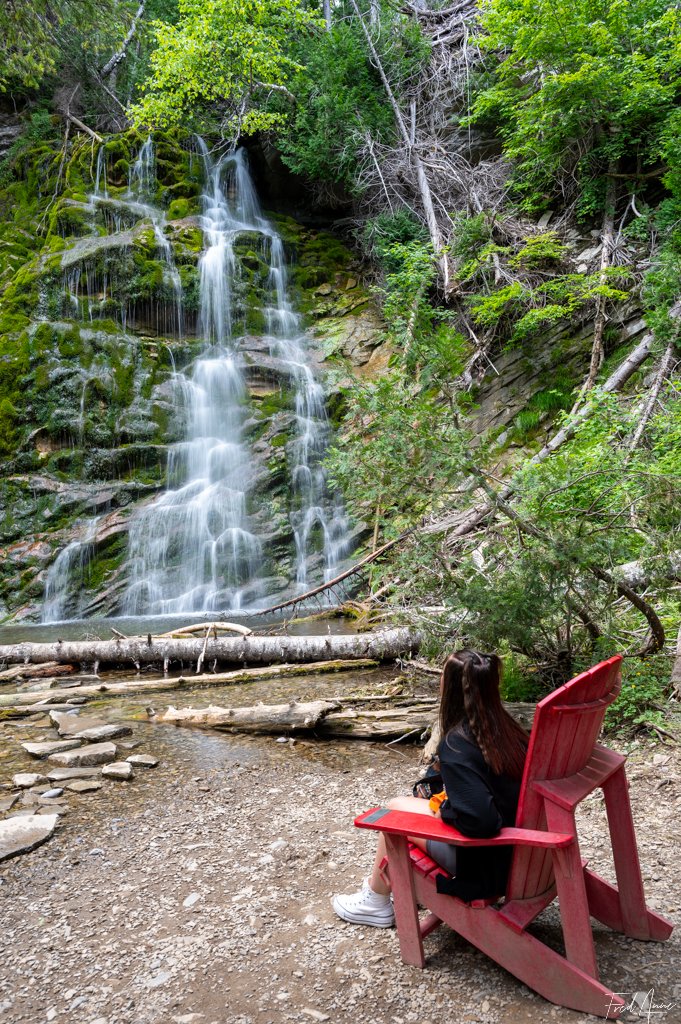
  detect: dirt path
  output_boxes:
[0,712,679,1024]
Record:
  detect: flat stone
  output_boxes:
[101,761,133,781]
[12,773,47,789]
[65,779,102,793]
[48,742,117,767]
[49,711,132,742]
[35,804,68,816]
[21,739,82,760]
[126,754,158,768]
[47,766,102,782]
[0,814,58,861]
[0,795,18,813]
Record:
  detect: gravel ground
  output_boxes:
[0,704,680,1024]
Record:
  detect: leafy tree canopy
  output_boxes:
[129,0,321,135]
[473,0,681,215]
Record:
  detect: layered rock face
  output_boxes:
[0,132,385,620]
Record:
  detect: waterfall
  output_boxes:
[127,136,183,338]
[123,144,264,614]
[123,142,349,615]
[265,235,349,588]
[42,518,99,623]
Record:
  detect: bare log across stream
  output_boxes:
[0,627,419,671]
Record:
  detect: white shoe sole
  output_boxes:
[332,896,395,928]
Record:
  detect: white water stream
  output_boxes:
[43,137,349,620]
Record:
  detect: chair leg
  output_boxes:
[544,801,599,979]
[385,834,425,968]
[602,765,663,939]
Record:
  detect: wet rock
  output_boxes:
[49,710,133,742]
[126,754,158,768]
[21,739,82,760]
[48,742,117,767]
[101,761,133,781]
[12,773,47,789]
[0,814,58,862]
[46,766,102,782]
[64,779,102,793]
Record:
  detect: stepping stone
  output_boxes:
[12,773,47,789]
[102,761,133,781]
[49,711,132,742]
[21,739,82,760]
[65,779,102,794]
[0,814,58,862]
[48,742,117,767]
[126,754,158,768]
[47,766,102,782]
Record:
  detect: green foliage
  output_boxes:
[605,657,670,733]
[361,212,428,267]
[130,0,321,135]
[473,0,681,214]
[278,8,429,188]
[0,1,142,92]
[467,268,629,344]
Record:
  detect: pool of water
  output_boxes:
[0,611,358,645]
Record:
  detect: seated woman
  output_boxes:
[333,649,529,927]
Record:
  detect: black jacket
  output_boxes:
[436,725,521,902]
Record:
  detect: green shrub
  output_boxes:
[605,657,670,734]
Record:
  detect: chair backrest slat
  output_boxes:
[506,656,622,901]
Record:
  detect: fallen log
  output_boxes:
[0,627,419,670]
[157,696,537,742]
[319,703,437,740]
[161,700,341,733]
[0,662,76,682]
[0,658,380,708]
[157,698,439,740]
[158,621,253,638]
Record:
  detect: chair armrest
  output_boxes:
[354,807,573,849]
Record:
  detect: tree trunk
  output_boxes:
[0,659,381,709]
[0,628,419,670]
[158,697,537,742]
[100,1,146,79]
[626,341,677,457]
[580,167,617,398]
[159,699,438,740]
[671,624,681,698]
[349,0,451,289]
[161,699,341,733]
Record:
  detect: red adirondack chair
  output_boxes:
[354,656,673,1019]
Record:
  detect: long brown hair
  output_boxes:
[439,649,528,779]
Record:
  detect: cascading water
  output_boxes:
[123,142,350,614]
[41,518,99,623]
[265,235,349,589]
[127,136,183,338]
[123,143,264,614]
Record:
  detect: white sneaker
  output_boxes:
[332,878,395,928]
